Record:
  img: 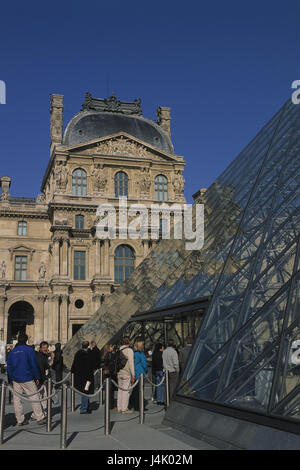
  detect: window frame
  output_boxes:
[72,168,87,197]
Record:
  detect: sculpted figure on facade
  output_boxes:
[36,193,46,203]
[96,136,149,158]
[138,167,151,195]
[54,161,68,192]
[38,261,47,279]
[0,261,6,279]
[91,164,107,193]
[172,170,185,199]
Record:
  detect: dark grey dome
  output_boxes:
[63,111,174,153]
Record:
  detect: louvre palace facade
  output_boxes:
[0,93,186,346]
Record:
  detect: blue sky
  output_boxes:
[0,0,299,203]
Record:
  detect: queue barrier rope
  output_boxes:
[6,383,57,403]
[51,372,71,385]
[145,374,165,387]
[68,383,105,399]
[110,378,139,392]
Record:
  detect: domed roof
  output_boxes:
[63,94,174,154]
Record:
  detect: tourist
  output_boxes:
[90,340,101,371]
[36,341,53,386]
[52,343,64,389]
[152,342,165,405]
[36,341,54,410]
[130,338,149,411]
[71,340,95,414]
[6,333,46,426]
[117,337,135,414]
[179,336,193,375]
[102,343,116,409]
[162,339,180,400]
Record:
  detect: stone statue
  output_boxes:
[92,165,107,192]
[36,193,46,203]
[0,261,6,279]
[172,170,185,196]
[139,167,151,194]
[54,162,68,191]
[38,261,46,279]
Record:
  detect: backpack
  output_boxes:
[108,347,128,377]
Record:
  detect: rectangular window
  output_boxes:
[74,251,86,280]
[15,256,27,280]
[17,221,27,236]
[75,215,84,229]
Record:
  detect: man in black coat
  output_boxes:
[90,341,101,370]
[36,341,52,386]
[71,341,95,414]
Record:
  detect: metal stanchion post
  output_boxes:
[71,373,75,412]
[139,374,144,424]
[104,377,111,435]
[60,384,68,449]
[46,377,52,432]
[165,370,170,407]
[99,368,103,406]
[0,382,6,445]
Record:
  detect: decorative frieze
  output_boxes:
[96,136,150,158]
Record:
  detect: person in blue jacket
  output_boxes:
[130,338,149,411]
[6,333,46,426]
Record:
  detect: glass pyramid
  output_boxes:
[178,98,300,421]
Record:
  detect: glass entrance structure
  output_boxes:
[165,98,300,444]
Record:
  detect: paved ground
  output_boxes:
[0,375,217,451]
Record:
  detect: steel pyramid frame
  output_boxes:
[177,98,300,426]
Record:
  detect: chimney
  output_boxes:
[156,106,171,138]
[0,176,11,201]
[50,94,64,151]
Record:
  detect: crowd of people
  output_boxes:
[3,332,193,425]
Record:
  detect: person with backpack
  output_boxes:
[116,337,135,414]
[102,343,117,410]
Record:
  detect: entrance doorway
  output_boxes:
[7,301,34,344]
[72,324,84,336]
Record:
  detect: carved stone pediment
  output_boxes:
[9,245,35,260]
[67,133,183,162]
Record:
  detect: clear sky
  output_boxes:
[0,0,299,203]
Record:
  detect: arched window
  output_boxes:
[115,171,128,197]
[75,214,84,229]
[72,168,87,196]
[114,244,135,283]
[17,221,27,236]
[155,174,168,201]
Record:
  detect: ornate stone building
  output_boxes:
[0,93,186,346]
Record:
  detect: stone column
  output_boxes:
[93,239,101,277]
[100,240,104,276]
[52,237,61,277]
[60,295,69,344]
[103,240,110,276]
[61,236,69,277]
[0,294,7,342]
[36,295,47,344]
[50,295,60,343]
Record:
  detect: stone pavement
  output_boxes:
[0,376,217,451]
